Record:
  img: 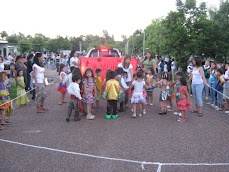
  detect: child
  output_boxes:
[177,77,192,122]
[16,70,30,106]
[66,74,82,122]
[57,64,67,105]
[102,69,112,89]
[5,73,11,93]
[168,72,175,111]
[129,71,148,118]
[203,60,210,100]
[224,63,229,114]
[146,67,158,106]
[102,70,120,119]
[209,61,218,108]
[187,61,193,96]
[156,71,170,115]
[116,67,129,112]
[82,68,96,120]
[215,68,224,111]
[95,68,102,108]
[0,72,11,129]
[173,71,184,116]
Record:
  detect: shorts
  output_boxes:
[159,91,170,101]
[95,89,101,101]
[35,83,46,104]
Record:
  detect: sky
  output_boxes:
[1,0,220,41]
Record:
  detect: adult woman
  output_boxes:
[140,52,157,74]
[69,50,81,68]
[11,55,27,87]
[118,55,133,108]
[0,56,4,72]
[33,53,46,113]
[188,57,207,116]
[26,54,34,91]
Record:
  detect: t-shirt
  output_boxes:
[8,55,14,64]
[203,65,210,79]
[70,57,79,68]
[104,79,120,100]
[32,63,45,83]
[118,63,133,83]
[0,63,4,72]
[132,80,145,93]
[209,69,217,83]
[96,76,102,90]
[171,61,176,70]
[142,59,156,71]
[14,62,27,85]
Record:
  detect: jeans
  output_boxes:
[210,82,217,105]
[10,63,14,77]
[204,79,210,98]
[217,90,223,106]
[192,83,204,106]
[51,60,54,70]
[125,82,130,105]
[56,62,60,72]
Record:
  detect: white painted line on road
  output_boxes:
[23,130,42,133]
[0,138,229,171]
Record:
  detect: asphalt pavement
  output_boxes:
[0,69,229,172]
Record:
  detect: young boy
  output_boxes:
[116,67,129,112]
[66,74,82,122]
[95,68,102,108]
[102,71,120,119]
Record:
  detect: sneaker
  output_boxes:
[177,118,186,122]
[167,109,174,112]
[214,105,219,109]
[174,112,179,115]
[150,103,153,106]
[138,114,142,117]
[178,113,182,117]
[86,114,95,120]
[132,113,137,118]
[206,97,208,100]
[190,94,193,96]
[206,102,211,105]
[143,109,146,115]
[167,106,171,108]
[225,111,229,114]
[216,108,223,111]
[131,108,134,112]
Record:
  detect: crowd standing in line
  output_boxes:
[1,50,229,130]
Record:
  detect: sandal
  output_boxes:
[0,127,3,130]
[158,112,164,115]
[62,101,68,103]
[190,110,198,113]
[1,122,9,125]
[198,113,203,117]
[37,109,45,113]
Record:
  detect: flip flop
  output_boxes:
[1,123,9,125]
[198,113,203,117]
[0,127,3,130]
[190,110,198,113]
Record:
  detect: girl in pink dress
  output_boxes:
[177,77,192,122]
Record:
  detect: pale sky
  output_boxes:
[1,0,220,41]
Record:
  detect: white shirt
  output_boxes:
[8,55,14,63]
[32,64,45,83]
[117,63,133,83]
[192,68,203,85]
[70,57,79,68]
[63,73,72,84]
[60,71,67,81]
[67,82,82,100]
[171,61,176,70]
[132,80,145,93]
[164,64,168,72]
[117,75,129,93]
[0,63,4,72]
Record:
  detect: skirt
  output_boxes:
[82,91,95,104]
[159,91,170,101]
[17,89,30,105]
[177,98,192,111]
[131,92,146,104]
[57,83,67,93]
[223,88,229,100]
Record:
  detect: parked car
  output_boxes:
[3,57,10,70]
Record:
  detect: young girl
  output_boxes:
[16,70,30,106]
[177,77,192,122]
[57,64,67,105]
[82,68,96,120]
[156,71,170,115]
[168,72,175,111]
[146,67,158,106]
[0,72,11,129]
[173,71,184,116]
[209,61,218,108]
[129,71,148,118]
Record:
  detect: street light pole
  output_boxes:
[143,31,145,56]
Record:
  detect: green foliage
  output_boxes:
[18,39,31,54]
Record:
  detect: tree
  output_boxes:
[0,31,8,40]
[18,39,31,54]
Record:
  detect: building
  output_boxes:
[0,40,8,57]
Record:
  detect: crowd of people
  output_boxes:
[0,50,229,130]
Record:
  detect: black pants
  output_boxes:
[107,100,118,115]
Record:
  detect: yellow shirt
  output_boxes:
[96,76,102,90]
[105,79,120,100]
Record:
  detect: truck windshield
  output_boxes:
[89,49,120,57]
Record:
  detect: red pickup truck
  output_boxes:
[80,48,138,79]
